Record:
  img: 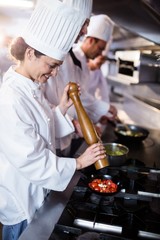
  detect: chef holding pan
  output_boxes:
[0,0,106,239]
[72,14,117,124]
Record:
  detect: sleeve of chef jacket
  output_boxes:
[42,90,75,138]
[53,106,75,138]
[0,100,76,191]
[91,70,110,103]
[54,108,75,151]
[71,48,110,123]
[80,86,110,123]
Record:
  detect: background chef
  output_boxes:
[45,13,117,157]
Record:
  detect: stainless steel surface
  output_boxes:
[138,191,160,198]
[103,142,129,166]
[93,0,160,46]
[19,171,82,240]
[74,219,122,234]
[73,219,94,229]
[1,1,160,52]
[134,95,160,110]
[110,84,160,130]
[138,230,160,239]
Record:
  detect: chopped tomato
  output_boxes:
[89,178,118,193]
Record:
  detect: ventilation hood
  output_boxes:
[92,0,160,48]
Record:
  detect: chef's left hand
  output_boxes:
[99,104,117,124]
[72,120,102,138]
[108,104,117,120]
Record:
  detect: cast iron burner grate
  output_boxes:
[89,193,115,206]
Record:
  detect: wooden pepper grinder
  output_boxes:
[68,82,109,170]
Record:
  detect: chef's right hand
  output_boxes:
[76,142,106,170]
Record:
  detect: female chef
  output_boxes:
[0,0,106,239]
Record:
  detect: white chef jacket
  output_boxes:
[45,45,110,150]
[72,44,110,122]
[0,66,76,225]
[87,69,110,103]
[44,53,79,151]
[46,46,110,123]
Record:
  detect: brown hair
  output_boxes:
[9,37,44,62]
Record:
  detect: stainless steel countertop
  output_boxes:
[19,171,82,240]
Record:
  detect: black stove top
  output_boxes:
[49,159,160,240]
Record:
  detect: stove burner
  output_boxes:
[100,196,115,206]
[89,193,101,205]
[90,194,115,206]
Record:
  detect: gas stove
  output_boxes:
[49,159,160,240]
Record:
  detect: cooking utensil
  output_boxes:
[104,143,129,166]
[88,174,123,196]
[114,124,149,142]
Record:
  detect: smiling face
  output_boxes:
[17,48,63,83]
[30,55,62,83]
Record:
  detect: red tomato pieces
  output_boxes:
[88,178,118,193]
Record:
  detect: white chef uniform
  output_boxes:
[0,0,86,226]
[44,0,94,152]
[87,68,110,103]
[72,44,110,120]
[0,67,76,225]
[45,48,109,152]
[45,15,114,152]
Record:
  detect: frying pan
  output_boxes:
[114,124,149,142]
[87,174,123,196]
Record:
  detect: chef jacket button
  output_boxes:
[47,118,50,122]
[49,142,52,145]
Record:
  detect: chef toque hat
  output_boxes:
[63,0,93,19]
[22,0,85,61]
[86,14,114,42]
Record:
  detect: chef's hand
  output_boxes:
[99,104,117,124]
[59,84,81,115]
[107,104,117,121]
[76,142,106,170]
[72,119,101,138]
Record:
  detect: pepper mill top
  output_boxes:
[68,82,79,99]
[68,82,77,92]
